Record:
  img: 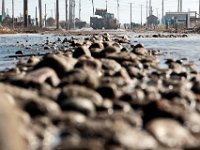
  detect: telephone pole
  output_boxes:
[2,0,5,19]
[35,7,38,26]
[130,3,132,29]
[141,5,143,28]
[117,0,119,22]
[66,0,68,29]
[23,0,28,27]
[56,0,59,29]
[12,0,14,28]
[199,0,200,18]
[45,4,47,27]
[79,0,81,20]
[149,0,152,15]
[38,0,42,28]
[178,0,180,12]
[146,0,148,25]
[162,0,164,24]
[106,0,108,11]
[180,0,182,12]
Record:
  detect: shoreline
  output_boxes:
[0,32,199,149]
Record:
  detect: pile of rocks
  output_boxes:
[136,33,188,38]
[0,33,200,150]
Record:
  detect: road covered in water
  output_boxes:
[0,33,200,71]
[0,32,200,149]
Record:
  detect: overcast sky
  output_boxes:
[1,0,200,24]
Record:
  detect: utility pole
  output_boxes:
[45,4,47,27]
[79,0,81,20]
[35,7,38,26]
[23,0,28,27]
[180,0,182,12]
[199,0,200,18]
[38,0,42,28]
[162,0,164,24]
[2,0,5,19]
[141,5,143,28]
[178,0,180,12]
[106,0,108,11]
[146,0,148,26]
[130,3,132,29]
[66,0,68,29]
[117,0,119,22]
[12,0,14,28]
[149,0,152,15]
[73,0,75,29]
[56,0,59,29]
[92,0,94,16]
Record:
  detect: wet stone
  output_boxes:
[59,97,96,116]
[100,46,121,57]
[147,119,198,148]
[58,85,103,106]
[132,43,148,55]
[101,59,122,76]
[59,68,99,89]
[106,51,137,63]
[74,58,102,72]
[25,67,60,87]
[97,84,118,99]
[0,93,27,150]
[73,46,91,58]
[24,99,61,118]
[34,54,77,78]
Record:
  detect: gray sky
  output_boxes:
[1,0,200,24]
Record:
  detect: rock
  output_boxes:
[73,46,91,58]
[101,59,122,76]
[0,93,27,150]
[74,58,102,72]
[59,97,96,116]
[15,50,23,55]
[59,68,99,89]
[58,85,103,106]
[97,84,118,99]
[25,67,60,87]
[89,42,104,58]
[24,98,61,118]
[52,112,86,125]
[100,46,121,57]
[27,56,40,65]
[147,119,198,148]
[113,121,158,149]
[106,51,137,63]
[34,54,77,78]
[44,46,50,50]
[132,43,148,55]
[89,42,104,50]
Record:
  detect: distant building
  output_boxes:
[90,9,119,29]
[165,11,200,29]
[75,18,86,29]
[147,15,158,28]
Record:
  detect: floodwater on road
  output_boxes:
[132,35,200,70]
[0,33,200,71]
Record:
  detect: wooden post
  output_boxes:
[56,0,59,29]
[130,3,132,29]
[45,4,47,27]
[38,0,42,27]
[141,5,143,28]
[66,0,68,29]
[12,0,14,28]
[24,0,28,27]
